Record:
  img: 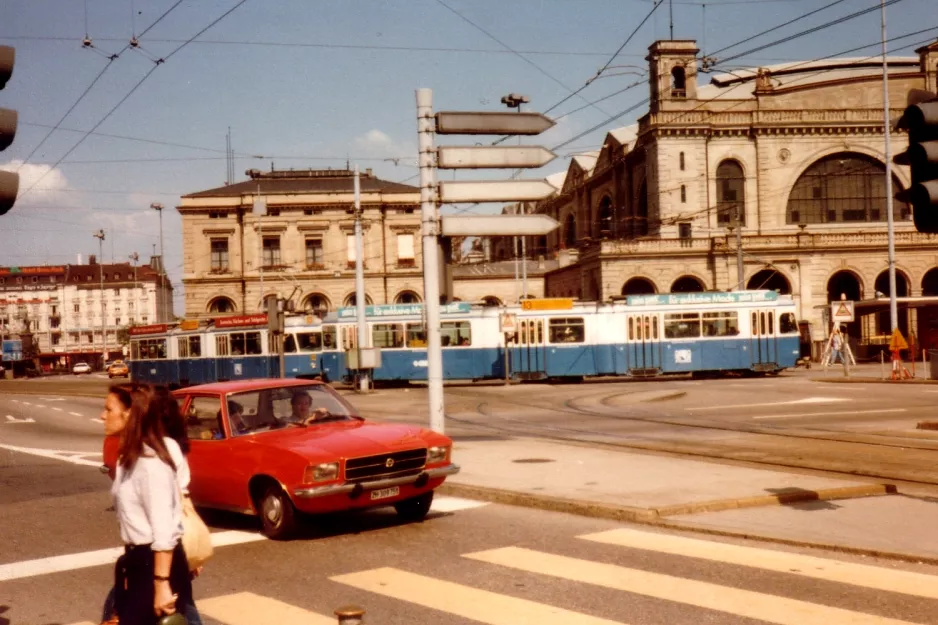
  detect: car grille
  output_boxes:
[344,448,427,482]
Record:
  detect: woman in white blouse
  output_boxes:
[103,383,192,623]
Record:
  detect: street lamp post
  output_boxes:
[150,203,165,322]
[93,229,106,368]
[501,93,530,301]
[129,252,138,326]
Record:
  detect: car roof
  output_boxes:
[172,378,324,395]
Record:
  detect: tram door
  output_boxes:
[750,309,778,369]
[627,314,661,373]
[509,318,547,379]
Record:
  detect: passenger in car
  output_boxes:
[285,390,329,424]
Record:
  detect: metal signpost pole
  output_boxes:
[880,0,899,332]
[353,165,369,393]
[416,88,445,434]
[94,230,105,367]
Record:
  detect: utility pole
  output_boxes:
[93,229,106,368]
[880,0,899,332]
[150,203,165,322]
[129,253,138,325]
[501,93,530,301]
[254,186,265,312]
[416,88,445,434]
[353,165,369,393]
[736,204,744,290]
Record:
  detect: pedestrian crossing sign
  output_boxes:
[830,300,854,322]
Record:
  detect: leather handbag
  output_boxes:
[180,493,213,571]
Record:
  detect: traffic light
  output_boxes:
[895,89,938,233]
[0,45,17,216]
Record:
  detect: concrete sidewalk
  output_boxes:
[438,436,938,563]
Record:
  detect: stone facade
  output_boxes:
[531,39,938,355]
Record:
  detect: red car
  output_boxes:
[102,378,459,539]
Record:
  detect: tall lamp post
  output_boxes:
[150,203,165,322]
[129,252,139,326]
[500,93,530,301]
[93,229,106,368]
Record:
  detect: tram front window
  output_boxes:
[297,332,323,352]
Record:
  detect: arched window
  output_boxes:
[207,297,236,314]
[787,153,909,224]
[746,269,791,294]
[395,290,421,304]
[564,213,576,248]
[303,293,330,313]
[622,277,657,296]
[716,160,745,225]
[923,268,938,296]
[635,179,649,236]
[671,66,686,97]
[343,293,374,307]
[597,197,613,238]
[827,271,863,302]
[482,296,502,306]
[671,276,705,293]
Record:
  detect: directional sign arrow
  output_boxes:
[441,214,560,236]
[438,179,557,204]
[437,145,556,169]
[435,111,555,135]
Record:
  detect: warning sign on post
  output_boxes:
[500,313,517,334]
[830,300,855,323]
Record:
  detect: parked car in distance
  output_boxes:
[107,360,129,378]
[102,378,459,539]
[72,362,92,375]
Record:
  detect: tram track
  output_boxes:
[443,387,938,487]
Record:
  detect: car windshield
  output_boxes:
[226,384,361,435]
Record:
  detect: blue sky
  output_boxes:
[1,0,935,312]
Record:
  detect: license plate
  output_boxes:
[370,486,400,500]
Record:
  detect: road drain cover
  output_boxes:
[512,458,555,464]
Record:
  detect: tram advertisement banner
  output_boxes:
[214,313,268,328]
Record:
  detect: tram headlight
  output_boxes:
[303,461,339,483]
[427,445,450,465]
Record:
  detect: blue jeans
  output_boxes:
[103,584,203,625]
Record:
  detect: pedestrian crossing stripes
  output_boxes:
[61,525,938,625]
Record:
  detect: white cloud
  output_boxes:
[0,160,70,204]
[352,129,416,164]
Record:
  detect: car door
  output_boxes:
[181,394,236,509]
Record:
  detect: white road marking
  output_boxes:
[691,397,849,411]
[0,530,265,582]
[0,443,101,466]
[466,547,917,625]
[430,496,489,513]
[69,411,83,416]
[52,407,64,412]
[33,404,46,409]
[20,401,32,406]
[925,390,938,393]
[198,592,335,625]
[90,417,104,424]
[581,528,938,600]
[752,408,907,420]
[5,415,35,424]
[39,397,67,402]
[332,567,622,625]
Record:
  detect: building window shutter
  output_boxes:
[397,234,415,260]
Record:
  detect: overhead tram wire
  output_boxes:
[17,0,251,200]
[13,0,188,172]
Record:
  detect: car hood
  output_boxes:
[247,421,449,461]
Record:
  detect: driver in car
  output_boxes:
[285,390,330,425]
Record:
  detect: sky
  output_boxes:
[1,0,936,313]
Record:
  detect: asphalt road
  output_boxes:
[3,446,938,625]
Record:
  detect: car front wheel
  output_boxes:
[258,485,297,540]
[394,490,434,522]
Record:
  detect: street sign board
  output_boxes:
[441,214,560,236]
[830,300,855,323]
[437,145,556,169]
[435,111,555,135]
[439,179,556,204]
[499,313,517,334]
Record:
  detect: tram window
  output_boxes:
[701,312,739,337]
[549,318,585,343]
[297,332,323,352]
[323,326,337,350]
[230,333,246,355]
[131,341,140,360]
[628,318,634,340]
[407,324,427,347]
[189,336,201,357]
[441,321,472,347]
[767,313,774,335]
[373,324,404,348]
[779,313,798,334]
[216,334,229,356]
[142,338,167,359]
[284,335,297,353]
[664,313,700,339]
[178,337,189,358]
[652,317,659,339]
[245,332,262,355]
[344,326,357,350]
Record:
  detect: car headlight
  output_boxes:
[303,462,339,483]
[427,445,450,465]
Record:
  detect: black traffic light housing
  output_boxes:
[895,89,938,233]
[0,45,18,216]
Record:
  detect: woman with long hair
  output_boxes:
[104,383,192,623]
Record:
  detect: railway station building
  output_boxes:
[529,38,938,360]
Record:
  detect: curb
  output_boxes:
[435,482,938,565]
[813,376,938,385]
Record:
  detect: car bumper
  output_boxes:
[293,463,460,499]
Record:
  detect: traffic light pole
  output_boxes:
[880,0,899,332]
[416,88,445,434]
[353,165,370,393]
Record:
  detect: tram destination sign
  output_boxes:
[337,302,471,319]
[627,291,779,307]
[214,313,268,328]
[129,324,169,336]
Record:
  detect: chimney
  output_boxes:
[76,253,82,264]
[365,168,373,177]
[89,254,97,265]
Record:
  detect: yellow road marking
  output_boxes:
[465,547,918,625]
[331,567,625,625]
